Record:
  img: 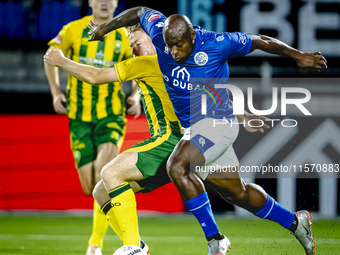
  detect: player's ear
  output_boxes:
[191,30,196,44]
[88,0,93,8]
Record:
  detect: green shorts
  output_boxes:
[123,131,182,193]
[69,116,126,168]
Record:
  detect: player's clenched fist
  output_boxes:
[295,51,328,72]
[43,48,64,67]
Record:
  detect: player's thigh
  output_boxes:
[201,144,239,178]
[181,117,239,179]
[93,116,126,174]
[125,132,181,192]
[124,132,180,177]
[205,146,244,197]
[102,152,142,182]
[94,142,120,182]
[135,157,172,194]
[69,119,96,193]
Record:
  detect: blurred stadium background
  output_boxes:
[0,0,339,254]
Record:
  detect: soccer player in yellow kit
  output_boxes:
[43,1,140,254]
[45,24,182,254]
[45,24,269,254]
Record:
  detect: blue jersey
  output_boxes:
[140,10,252,128]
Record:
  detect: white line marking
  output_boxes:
[0,234,338,244]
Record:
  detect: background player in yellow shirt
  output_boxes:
[43,1,140,255]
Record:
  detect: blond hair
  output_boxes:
[126,23,143,37]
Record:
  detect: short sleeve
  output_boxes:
[114,56,155,82]
[215,32,252,59]
[47,23,73,54]
[140,10,167,40]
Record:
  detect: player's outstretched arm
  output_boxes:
[44,48,118,85]
[88,6,152,42]
[44,46,67,114]
[248,34,328,72]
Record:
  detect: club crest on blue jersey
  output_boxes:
[194,52,208,66]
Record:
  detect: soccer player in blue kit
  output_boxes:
[88,7,327,255]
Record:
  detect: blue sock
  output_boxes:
[184,192,219,238]
[254,194,295,229]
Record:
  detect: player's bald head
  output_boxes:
[163,14,196,63]
[163,14,193,41]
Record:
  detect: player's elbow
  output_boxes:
[86,70,104,84]
[136,6,152,18]
[249,34,270,53]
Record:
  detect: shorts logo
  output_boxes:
[194,52,208,66]
[113,202,121,207]
[73,150,81,166]
[148,14,160,22]
[199,137,205,147]
[191,134,214,154]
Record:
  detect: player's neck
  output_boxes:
[92,15,114,25]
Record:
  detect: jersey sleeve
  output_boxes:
[140,10,166,41]
[47,23,73,54]
[215,32,252,59]
[114,56,156,82]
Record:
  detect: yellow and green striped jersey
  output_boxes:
[48,15,133,122]
[115,55,183,137]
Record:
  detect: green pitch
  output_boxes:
[0,213,339,255]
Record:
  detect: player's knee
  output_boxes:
[92,180,106,204]
[100,161,112,182]
[81,183,94,196]
[92,182,100,200]
[166,156,189,181]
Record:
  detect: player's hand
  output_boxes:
[43,48,64,67]
[127,94,141,118]
[238,113,271,133]
[296,51,328,73]
[87,20,106,42]
[52,93,67,114]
